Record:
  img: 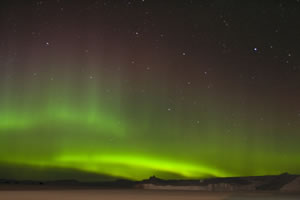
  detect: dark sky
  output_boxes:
[0,0,299,181]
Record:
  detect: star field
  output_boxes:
[0,0,299,181]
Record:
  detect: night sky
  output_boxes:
[0,0,300,181]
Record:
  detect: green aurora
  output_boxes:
[0,75,299,181]
[0,0,300,182]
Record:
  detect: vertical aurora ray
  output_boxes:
[0,77,300,179]
[1,76,299,180]
[0,64,300,180]
[0,0,300,181]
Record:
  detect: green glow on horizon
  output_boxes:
[55,153,233,179]
[0,153,233,180]
[0,77,300,181]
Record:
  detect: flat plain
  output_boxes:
[0,189,299,200]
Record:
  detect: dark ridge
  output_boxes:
[0,178,137,189]
[256,173,298,191]
[1,173,299,191]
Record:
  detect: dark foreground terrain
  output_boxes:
[1,173,300,199]
[0,189,299,200]
[1,173,300,192]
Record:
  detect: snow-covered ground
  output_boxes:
[0,190,299,200]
